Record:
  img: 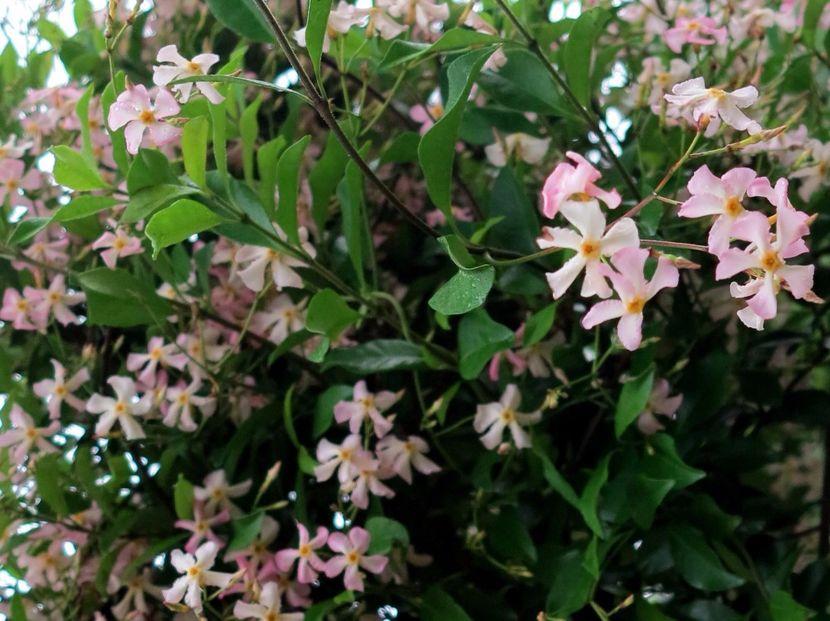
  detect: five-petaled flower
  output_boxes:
[107,84,181,154]
[474,384,542,450]
[274,522,329,584]
[87,376,153,440]
[162,541,235,614]
[152,44,224,104]
[324,527,388,592]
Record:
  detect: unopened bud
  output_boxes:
[697,114,711,131]
[673,256,701,270]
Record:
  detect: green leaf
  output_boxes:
[323,339,425,373]
[578,454,610,538]
[668,524,745,591]
[379,131,421,165]
[523,303,557,347]
[145,199,223,258]
[257,136,287,218]
[240,95,262,184]
[379,28,502,69]
[173,474,194,520]
[74,83,95,163]
[79,267,172,327]
[533,444,582,508]
[457,309,514,380]
[34,453,68,516]
[51,145,107,190]
[803,0,828,49]
[421,588,473,621]
[614,365,655,438]
[546,548,595,616]
[437,234,479,269]
[488,505,537,564]
[488,166,540,254]
[641,433,704,490]
[205,0,275,43]
[276,135,311,244]
[428,266,495,315]
[122,185,200,224]
[182,116,209,188]
[309,133,348,231]
[769,590,813,621]
[10,595,27,621]
[418,47,494,217]
[563,8,609,106]
[126,149,177,194]
[305,0,334,78]
[313,384,353,439]
[337,155,368,289]
[366,516,410,554]
[228,511,265,551]
[53,195,120,222]
[8,218,50,246]
[306,289,361,340]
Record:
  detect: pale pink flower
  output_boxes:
[107,84,181,154]
[540,152,621,219]
[581,247,679,351]
[163,379,216,432]
[126,336,186,386]
[86,376,153,440]
[637,378,683,434]
[664,77,761,135]
[173,328,230,380]
[677,165,759,255]
[250,295,307,344]
[274,523,329,584]
[314,434,366,483]
[344,454,395,509]
[22,230,71,269]
[0,159,40,205]
[152,45,224,104]
[233,582,303,621]
[324,527,388,592]
[0,405,59,465]
[376,434,440,483]
[36,274,86,325]
[293,1,375,52]
[33,359,90,419]
[162,541,234,614]
[175,502,231,554]
[0,135,32,160]
[334,381,402,438]
[537,199,639,299]
[634,57,691,110]
[0,287,48,331]
[474,384,541,450]
[791,140,830,201]
[193,469,252,515]
[484,133,550,167]
[110,568,161,620]
[92,225,143,268]
[235,227,315,292]
[379,0,449,30]
[664,16,727,53]
[409,97,444,135]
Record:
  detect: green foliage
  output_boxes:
[145,199,224,258]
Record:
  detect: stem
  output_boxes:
[640,239,709,253]
[483,245,563,267]
[492,0,641,201]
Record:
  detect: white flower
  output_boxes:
[664,77,761,135]
[163,379,216,432]
[484,133,550,167]
[162,542,234,613]
[86,376,153,440]
[236,227,316,293]
[234,582,304,621]
[152,44,224,104]
[474,384,541,450]
[193,469,252,515]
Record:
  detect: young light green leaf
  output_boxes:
[614,365,655,438]
[428,266,495,316]
[366,517,410,555]
[523,303,557,347]
[53,196,120,222]
[240,96,262,185]
[306,289,362,340]
[305,0,334,79]
[563,8,609,106]
[182,116,209,188]
[52,145,107,190]
[145,199,223,258]
[276,135,311,244]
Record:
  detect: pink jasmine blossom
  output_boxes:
[540,152,622,219]
[36,274,86,325]
[488,347,528,381]
[1,287,48,331]
[86,376,153,440]
[333,380,402,438]
[126,336,186,386]
[0,135,32,160]
[344,455,395,509]
[634,57,692,110]
[484,133,550,167]
[637,378,683,434]
[33,359,90,419]
[537,199,639,299]
[0,405,60,465]
[175,502,231,554]
[274,523,329,584]
[581,248,679,351]
[250,294,307,343]
[324,527,388,592]
[162,541,234,614]
[474,384,541,450]
[234,582,304,621]
[107,84,181,154]
[193,469,252,515]
[152,44,224,104]
[677,165,759,255]
[293,1,376,53]
[173,328,230,379]
[0,159,41,205]
[379,0,449,31]
[163,379,216,432]
[409,94,444,135]
[92,225,143,268]
[110,568,161,620]
[791,140,830,201]
[235,227,315,292]
[664,16,727,53]
[376,434,440,483]
[22,230,70,269]
[314,434,367,483]
[664,77,762,135]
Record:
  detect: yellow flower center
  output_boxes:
[760,250,782,273]
[298,543,312,557]
[150,347,163,360]
[724,195,743,218]
[579,239,601,259]
[187,566,201,578]
[339,449,353,461]
[187,61,202,73]
[138,109,155,124]
[114,401,127,415]
[6,179,18,191]
[500,408,516,424]
[55,384,67,397]
[346,551,360,565]
[625,296,646,314]
[113,237,127,251]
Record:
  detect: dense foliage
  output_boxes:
[1,0,830,619]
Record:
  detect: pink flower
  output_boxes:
[484,133,550,168]
[162,541,234,614]
[637,378,683,434]
[474,384,541,450]
[152,45,224,104]
[235,227,315,292]
[86,376,153,440]
[0,159,40,205]
[274,523,329,584]
[175,502,231,554]
[36,274,86,325]
[92,225,143,268]
[664,16,727,53]
[0,405,59,465]
[0,135,33,160]
[376,434,440,483]
[314,434,366,484]
[126,336,186,386]
[333,380,402,438]
[324,527,388,592]
[344,456,395,509]
[581,247,679,351]
[163,379,216,432]
[193,469,252,515]
[537,199,639,299]
[250,295,307,344]
[664,77,761,135]
[233,582,303,621]
[540,152,621,219]
[677,165,759,255]
[33,359,90,419]
[0,287,48,331]
[107,84,181,154]
[715,181,814,329]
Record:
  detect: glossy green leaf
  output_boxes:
[257,136,287,218]
[457,308,514,379]
[323,339,425,373]
[240,96,262,184]
[563,8,609,106]
[34,453,68,516]
[145,199,224,258]
[337,155,368,288]
[182,116,209,188]
[51,145,107,190]
[205,0,274,43]
[53,195,120,222]
[79,267,172,327]
[228,512,265,551]
[305,0,333,78]
[668,524,745,591]
[306,288,362,340]
[614,364,655,437]
[366,516,410,554]
[428,266,495,315]
[126,148,177,194]
[276,135,311,244]
[122,185,200,224]
[523,303,557,347]
[309,133,348,231]
[313,384,353,439]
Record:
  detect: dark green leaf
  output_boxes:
[366,516,410,554]
[428,266,495,315]
[563,8,609,106]
[323,339,425,373]
[276,135,311,244]
[669,524,745,591]
[421,588,473,621]
[306,288,361,340]
[205,0,275,43]
[457,309,514,379]
[614,365,655,438]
